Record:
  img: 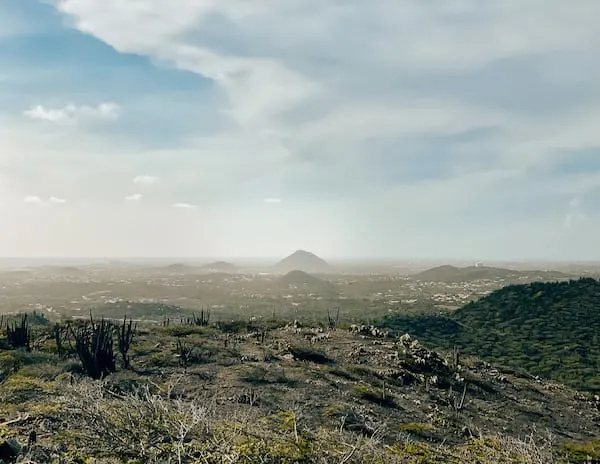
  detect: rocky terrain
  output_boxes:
[382,277,600,392]
[1,314,599,463]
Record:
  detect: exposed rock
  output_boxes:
[397,333,450,377]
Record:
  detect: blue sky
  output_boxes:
[1,0,600,260]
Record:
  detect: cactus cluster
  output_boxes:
[69,315,116,380]
[67,313,137,379]
[6,314,31,351]
[183,307,211,326]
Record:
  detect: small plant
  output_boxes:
[328,367,357,381]
[6,314,32,351]
[194,307,211,326]
[217,320,250,334]
[561,438,600,462]
[182,307,211,326]
[399,422,435,434]
[118,316,137,369]
[52,323,67,358]
[352,384,396,408]
[242,366,268,384]
[176,338,194,370]
[327,308,340,330]
[451,345,461,371]
[449,382,468,415]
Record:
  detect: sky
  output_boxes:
[1,1,600,260]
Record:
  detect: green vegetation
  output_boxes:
[3,261,600,462]
[381,277,600,392]
[0,306,596,462]
[413,264,569,283]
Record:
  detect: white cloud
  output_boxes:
[125,193,143,201]
[48,0,600,175]
[23,195,43,204]
[49,196,67,204]
[23,102,120,124]
[263,198,282,204]
[1,1,599,259]
[51,1,600,125]
[565,196,586,230]
[133,175,160,186]
[569,197,581,210]
[23,106,70,124]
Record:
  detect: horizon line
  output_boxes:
[1,256,600,264]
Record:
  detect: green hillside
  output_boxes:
[412,264,570,283]
[381,278,600,392]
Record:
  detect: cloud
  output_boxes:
[125,193,143,201]
[133,175,160,186]
[569,197,581,210]
[23,195,43,204]
[47,1,600,178]
[49,196,67,204]
[172,202,196,209]
[23,102,120,124]
[565,196,586,229]
[1,1,599,259]
[263,198,282,204]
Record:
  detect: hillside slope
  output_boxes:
[413,264,569,283]
[278,270,328,286]
[199,261,238,273]
[2,319,600,462]
[413,265,516,282]
[272,250,334,274]
[381,278,600,392]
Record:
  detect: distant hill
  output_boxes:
[199,261,237,273]
[272,250,334,274]
[413,264,569,283]
[160,263,198,274]
[381,277,600,392]
[277,270,329,287]
[39,265,85,275]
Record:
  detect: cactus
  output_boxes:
[53,323,64,358]
[118,316,137,369]
[176,338,194,370]
[6,314,31,351]
[69,313,116,379]
[192,307,211,326]
[451,346,461,371]
[327,308,340,330]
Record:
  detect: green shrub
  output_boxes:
[352,384,396,408]
[561,439,600,461]
[158,325,208,337]
[328,367,357,381]
[217,320,250,334]
[18,362,63,381]
[399,422,436,435]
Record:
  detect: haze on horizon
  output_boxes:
[1,1,600,261]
